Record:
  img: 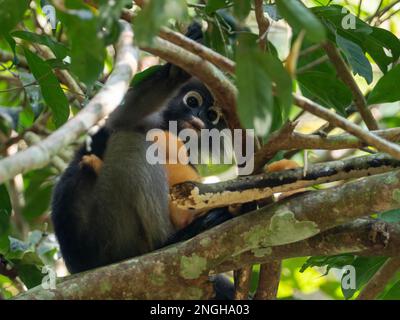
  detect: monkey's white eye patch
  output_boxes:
[207,107,223,125]
[183,91,203,108]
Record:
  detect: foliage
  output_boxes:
[0,0,399,300]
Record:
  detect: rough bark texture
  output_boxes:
[16,171,400,299]
[171,153,400,210]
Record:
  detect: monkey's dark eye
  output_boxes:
[207,107,222,125]
[183,91,203,108]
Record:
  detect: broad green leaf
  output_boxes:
[263,53,293,119]
[0,184,12,235]
[236,34,273,137]
[341,257,387,299]
[0,0,29,35]
[363,27,400,73]
[131,65,162,87]
[11,31,69,59]
[22,184,53,220]
[205,18,230,57]
[276,0,326,43]
[381,281,400,300]
[58,9,106,86]
[133,0,188,46]
[336,34,373,84]
[368,64,400,105]
[205,0,233,15]
[16,264,43,289]
[298,71,352,115]
[300,254,356,274]
[313,5,372,37]
[98,0,131,45]
[378,209,400,223]
[23,48,69,127]
[233,0,251,21]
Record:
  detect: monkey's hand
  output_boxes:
[79,154,103,175]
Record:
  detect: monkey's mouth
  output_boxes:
[180,116,205,132]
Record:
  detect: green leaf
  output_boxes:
[381,281,400,300]
[263,53,293,120]
[58,9,106,86]
[378,209,400,223]
[236,34,274,137]
[298,71,352,115]
[98,0,131,45]
[11,31,69,59]
[300,254,356,274]
[233,0,251,21]
[16,264,43,289]
[276,0,326,43]
[0,0,29,36]
[336,34,373,84]
[368,64,400,105]
[22,184,53,220]
[341,257,387,299]
[205,0,233,15]
[363,27,400,73]
[0,184,11,235]
[23,48,69,127]
[133,0,188,46]
[131,65,162,87]
[313,5,372,37]
[205,18,230,57]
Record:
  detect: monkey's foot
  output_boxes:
[79,154,103,174]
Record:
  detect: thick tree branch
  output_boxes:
[171,153,400,210]
[0,21,139,184]
[16,171,400,299]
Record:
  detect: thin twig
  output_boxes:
[294,94,400,159]
[322,41,378,131]
[254,0,270,52]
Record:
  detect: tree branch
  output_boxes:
[254,127,400,170]
[322,41,378,131]
[254,261,281,300]
[171,153,400,210]
[0,20,139,184]
[16,171,400,299]
[254,0,270,52]
[294,94,400,160]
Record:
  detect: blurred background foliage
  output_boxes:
[0,0,399,299]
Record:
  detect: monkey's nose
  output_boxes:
[184,116,205,132]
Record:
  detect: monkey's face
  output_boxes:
[162,78,233,166]
[162,78,227,133]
